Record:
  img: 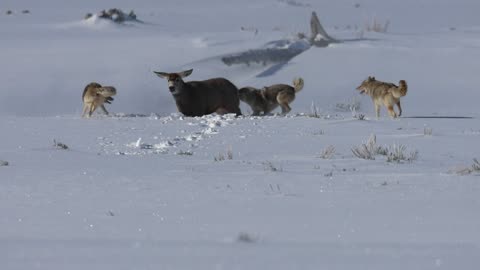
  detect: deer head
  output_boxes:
[154,69,193,96]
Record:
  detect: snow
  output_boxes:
[1,1,480,269]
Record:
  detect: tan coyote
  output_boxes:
[356,76,407,118]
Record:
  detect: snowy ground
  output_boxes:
[1,1,480,269]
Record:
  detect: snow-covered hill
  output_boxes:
[1,1,479,269]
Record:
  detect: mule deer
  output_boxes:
[153,69,241,117]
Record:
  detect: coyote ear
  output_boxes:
[179,69,193,78]
[154,71,169,79]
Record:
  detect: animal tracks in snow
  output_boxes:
[97,113,238,156]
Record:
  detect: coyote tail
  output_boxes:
[391,80,407,98]
[293,77,304,92]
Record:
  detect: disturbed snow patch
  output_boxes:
[111,114,237,156]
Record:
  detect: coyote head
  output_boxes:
[356,76,376,94]
[95,86,117,97]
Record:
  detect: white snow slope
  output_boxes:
[1,1,480,269]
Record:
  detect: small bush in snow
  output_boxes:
[352,134,417,162]
[336,97,361,113]
[318,145,335,159]
[352,144,375,160]
[226,147,233,160]
[85,8,140,24]
[351,134,378,160]
[424,127,433,136]
[53,139,69,150]
[355,114,366,120]
[176,150,193,156]
[0,160,9,166]
[263,161,282,172]
[214,147,233,161]
[386,144,418,163]
[309,102,321,118]
[237,232,257,243]
[214,153,225,162]
[473,159,480,171]
[455,158,480,175]
[277,0,311,8]
[365,18,390,33]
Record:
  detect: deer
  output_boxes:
[153,69,242,117]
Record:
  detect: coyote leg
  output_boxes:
[280,103,291,115]
[396,101,402,117]
[387,105,397,118]
[89,104,97,117]
[100,105,109,115]
[82,104,89,118]
[375,103,381,118]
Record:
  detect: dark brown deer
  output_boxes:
[153,69,241,117]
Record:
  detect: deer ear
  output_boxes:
[153,71,169,78]
[179,69,193,78]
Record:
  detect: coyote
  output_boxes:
[238,78,304,115]
[356,76,407,118]
[82,82,117,117]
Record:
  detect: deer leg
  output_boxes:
[215,107,229,115]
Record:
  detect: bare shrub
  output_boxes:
[309,101,321,118]
[263,161,282,172]
[365,18,390,33]
[240,26,258,35]
[226,147,233,160]
[354,114,366,120]
[53,139,69,150]
[473,158,480,171]
[237,232,257,243]
[176,150,193,156]
[386,144,418,163]
[336,97,361,112]
[351,134,378,160]
[352,144,375,160]
[214,147,233,161]
[455,158,480,175]
[424,127,433,136]
[318,145,335,159]
[214,153,225,162]
[352,134,417,162]
[0,160,9,166]
[277,0,311,8]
